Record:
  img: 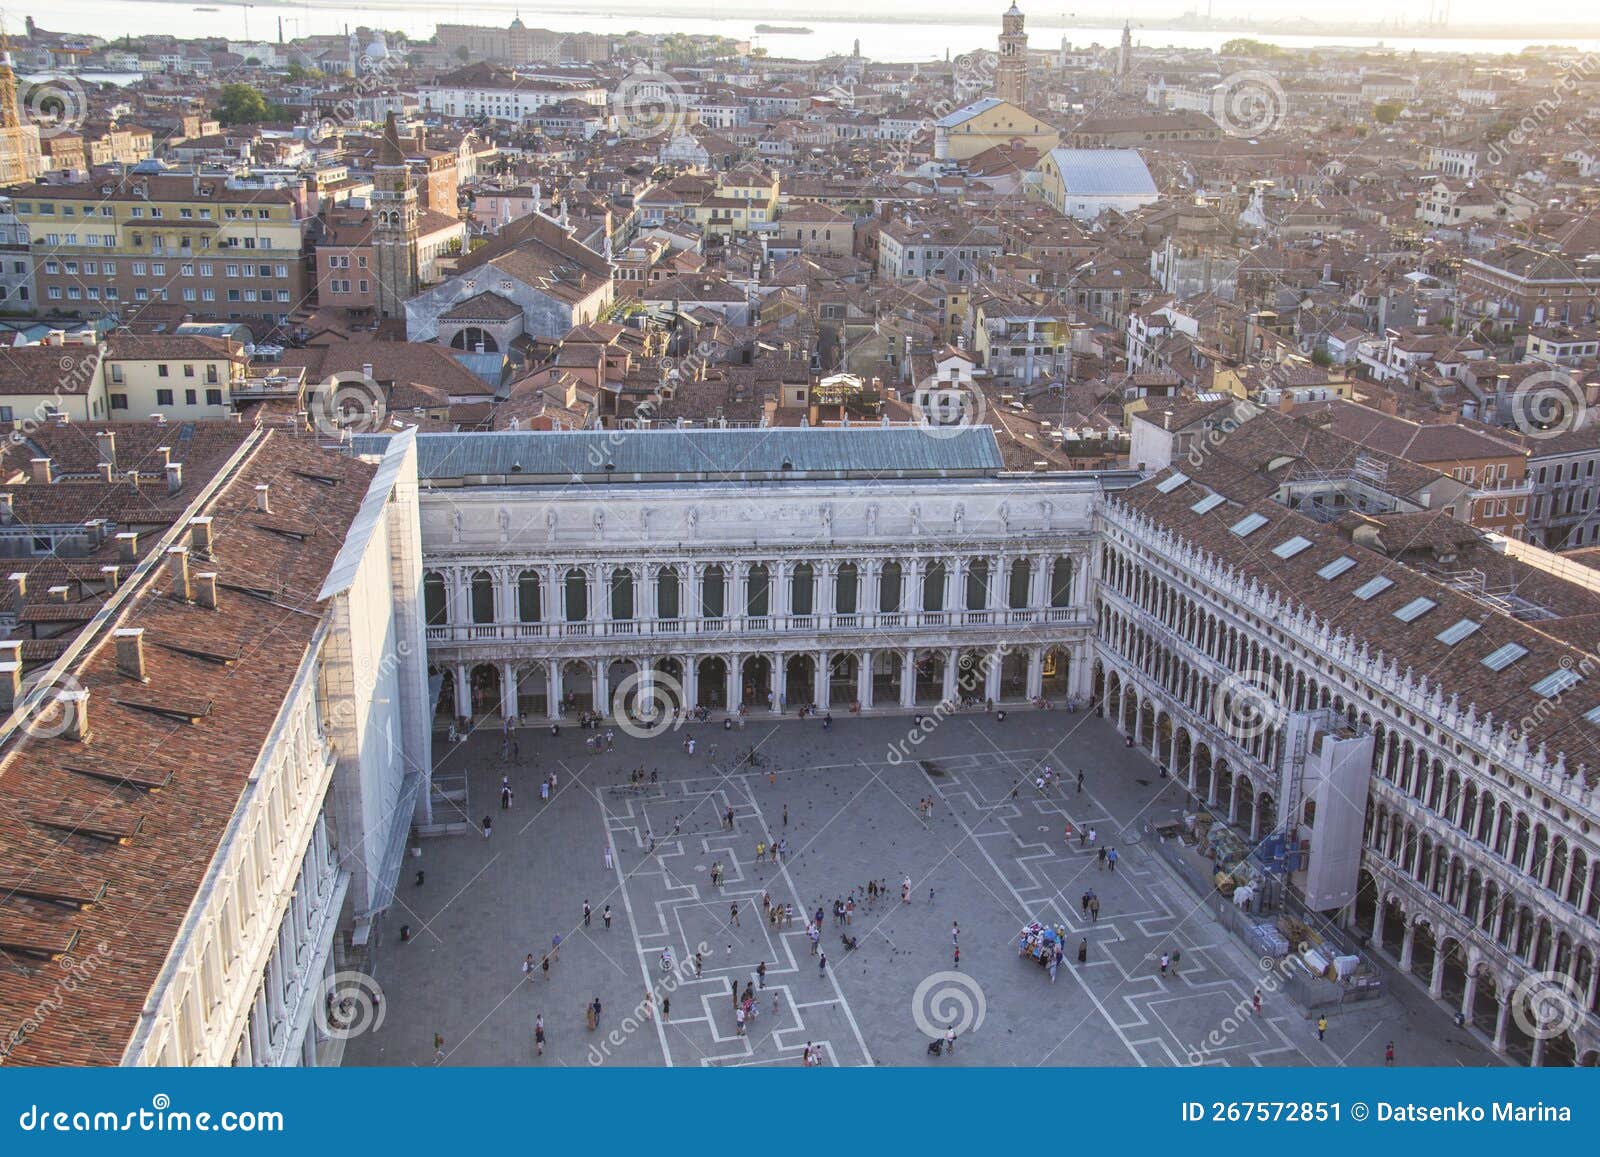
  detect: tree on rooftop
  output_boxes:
[1372,102,1403,125]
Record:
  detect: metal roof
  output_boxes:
[935,97,1004,129]
[1045,148,1158,197]
[351,426,1005,482]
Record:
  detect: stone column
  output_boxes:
[773,561,791,620]
[546,663,562,719]
[941,647,959,703]
[1399,922,1417,973]
[858,650,874,709]
[814,650,830,709]
[501,661,518,720]
[984,648,1001,703]
[1492,996,1511,1053]
[595,660,612,717]
[453,663,469,720]
[771,652,785,711]
[1460,967,1479,1027]
[1029,554,1049,609]
[818,562,836,622]
[900,648,917,709]
[1228,775,1241,823]
[1428,942,1446,998]
[1026,646,1044,700]
[862,560,881,618]
[683,656,699,709]
[906,557,925,620]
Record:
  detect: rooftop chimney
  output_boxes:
[99,462,114,483]
[46,585,70,604]
[195,571,219,610]
[59,688,89,742]
[30,457,53,484]
[114,627,147,681]
[117,531,139,562]
[7,572,25,609]
[96,430,116,467]
[99,565,120,590]
[361,362,374,381]
[167,545,191,602]
[0,640,20,713]
[156,446,171,469]
[0,493,11,523]
[254,484,271,513]
[166,462,183,495]
[188,516,213,556]
[126,468,140,491]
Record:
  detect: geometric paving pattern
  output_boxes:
[344,712,1494,1067]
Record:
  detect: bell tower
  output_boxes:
[371,112,419,320]
[995,5,1028,106]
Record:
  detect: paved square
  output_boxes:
[344,710,1496,1068]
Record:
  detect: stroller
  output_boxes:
[926,1032,956,1057]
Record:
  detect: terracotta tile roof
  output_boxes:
[0,429,377,1065]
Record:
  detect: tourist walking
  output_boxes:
[534,1014,545,1057]
[1107,847,1118,872]
[603,904,612,930]
[482,816,492,839]
[604,843,613,870]
[818,951,828,976]
[1316,1014,1328,1041]
[583,900,592,927]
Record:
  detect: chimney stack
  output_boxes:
[156,446,171,469]
[167,545,191,601]
[254,484,271,513]
[126,468,140,491]
[188,516,213,556]
[0,639,21,712]
[100,565,120,590]
[114,627,147,681]
[96,430,116,467]
[0,493,12,523]
[117,531,139,562]
[7,572,25,609]
[166,462,183,495]
[99,462,114,482]
[46,585,70,604]
[59,688,89,742]
[30,457,53,484]
[195,571,219,610]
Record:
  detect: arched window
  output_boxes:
[965,559,989,610]
[880,561,902,612]
[791,563,815,616]
[423,572,448,625]
[564,568,588,622]
[517,570,541,623]
[470,570,495,624]
[922,561,946,612]
[1050,556,1073,607]
[611,567,635,620]
[1008,558,1030,608]
[746,564,771,616]
[701,565,726,619]
[835,562,858,614]
[657,566,680,620]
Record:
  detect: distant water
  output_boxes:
[21,0,1600,60]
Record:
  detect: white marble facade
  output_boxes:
[418,476,1101,723]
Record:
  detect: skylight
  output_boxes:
[1155,472,1189,494]
[1230,513,1268,537]
[1532,669,1581,697]
[1393,597,1437,622]
[1481,643,1528,671]
[1585,705,1600,725]
[1353,576,1394,600]
[1190,493,1226,515]
[1317,556,1357,580]
[1435,619,1481,646]
[1271,536,1313,559]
